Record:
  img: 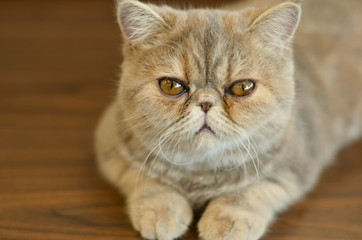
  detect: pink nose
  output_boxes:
[200,101,212,113]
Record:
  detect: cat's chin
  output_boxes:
[196,124,215,135]
[192,129,219,150]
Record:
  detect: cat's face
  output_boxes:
[117,0,300,167]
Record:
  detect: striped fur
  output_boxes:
[95,0,362,239]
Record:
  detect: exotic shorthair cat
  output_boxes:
[95,0,362,239]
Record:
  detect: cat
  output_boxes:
[95,0,362,239]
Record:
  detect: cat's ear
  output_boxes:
[116,0,167,46]
[250,1,301,49]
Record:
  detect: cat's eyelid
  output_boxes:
[224,79,257,97]
[223,79,258,90]
[157,77,190,91]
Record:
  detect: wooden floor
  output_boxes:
[0,0,361,239]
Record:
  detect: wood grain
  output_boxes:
[0,0,361,239]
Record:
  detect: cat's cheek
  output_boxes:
[145,97,188,126]
[157,95,188,114]
[223,95,235,110]
[134,85,183,117]
[223,96,256,124]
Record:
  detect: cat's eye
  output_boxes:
[226,80,256,97]
[159,78,187,96]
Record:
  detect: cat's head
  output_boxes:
[116,0,301,168]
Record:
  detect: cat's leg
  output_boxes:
[97,152,193,240]
[96,103,193,240]
[121,167,193,240]
[99,156,193,240]
[198,177,304,240]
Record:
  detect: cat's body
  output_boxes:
[95,0,362,239]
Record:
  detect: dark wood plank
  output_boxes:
[0,0,361,239]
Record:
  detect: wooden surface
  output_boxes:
[0,0,361,239]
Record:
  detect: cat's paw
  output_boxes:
[128,191,193,240]
[198,204,268,240]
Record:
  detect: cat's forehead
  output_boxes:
[153,10,252,88]
[170,10,243,45]
[168,8,252,33]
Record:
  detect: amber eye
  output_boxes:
[226,80,256,97]
[159,78,187,96]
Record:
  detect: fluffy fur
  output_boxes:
[95,0,362,239]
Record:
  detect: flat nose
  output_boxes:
[200,101,212,113]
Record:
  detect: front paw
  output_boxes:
[128,191,193,240]
[198,204,268,240]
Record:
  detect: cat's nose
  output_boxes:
[200,101,212,113]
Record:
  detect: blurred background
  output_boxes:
[0,0,361,239]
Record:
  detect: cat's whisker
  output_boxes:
[248,133,263,168]
[166,134,179,154]
[159,142,195,166]
[223,127,250,177]
[157,132,178,163]
[135,113,193,179]
[145,139,169,190]
[214,111,263,180]
[227,126,260,181]
[141,128,176,190]
[135,127,170,193]
[216,140,226,166]
[154,123,180,161]
[243,131,262,182]
[170,135,183,162]
[243,134,260,182]
[220,137,246,172]
[214,118,254,178]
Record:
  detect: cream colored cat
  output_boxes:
[95,0,362,239]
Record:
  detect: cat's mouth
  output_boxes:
[197,123,214,135]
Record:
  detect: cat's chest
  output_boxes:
[155,164,256,207]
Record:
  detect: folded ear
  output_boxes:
[116,0,167,46]
[250,2,301,49]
